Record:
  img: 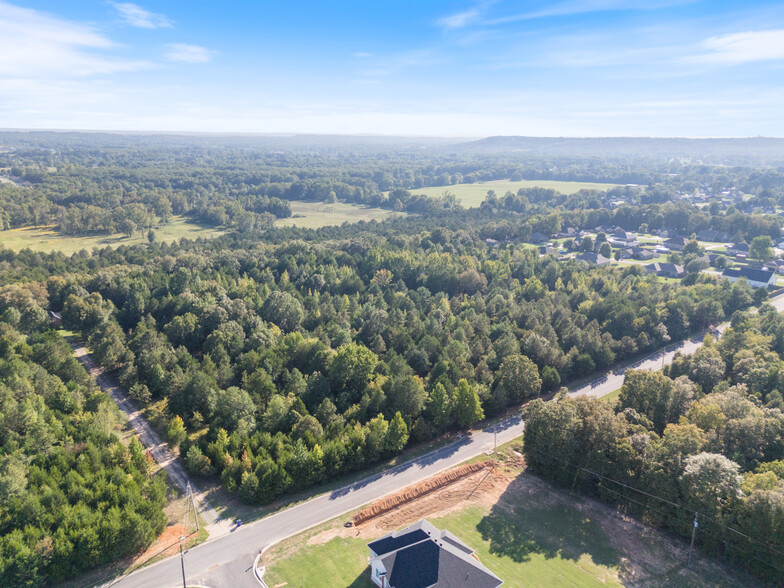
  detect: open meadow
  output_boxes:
[275,201,403,228]
[395,179,623,208]
[0,216,224,254]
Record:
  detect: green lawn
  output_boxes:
[0,216,224,255]
[275,201,403,229]
[392,179,623,208]
[601,388,622,404]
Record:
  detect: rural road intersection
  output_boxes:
[104,293,784,588]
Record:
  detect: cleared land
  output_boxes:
[262,448,755,588]
[398,179,623,208]
[275,201,403,229]
[0,216,223,254]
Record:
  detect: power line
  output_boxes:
[525,445,784,560]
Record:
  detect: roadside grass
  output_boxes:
[601,388,622,405]
[0,216,223,254]
[391,179,622,208]
[275,201,403,228]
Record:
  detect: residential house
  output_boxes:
[484,238,500,248]
[555,227,577,238]
[645,262,685,278]
[633,248,657,261]
[612,228,637,243]
[727,243,750,256]
[577,252,611,266]
[663,236,688,251]
[528,232,549,244]
[368,520,503,588]
[697,229,731,242]
[538,246,557,256]
[722,267,776,288]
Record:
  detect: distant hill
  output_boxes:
[455,136,784,164]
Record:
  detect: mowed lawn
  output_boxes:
[275,200,403,229]
[395,179,623,208]
[0,216,224,254]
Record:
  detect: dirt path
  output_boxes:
[70,342,232,538]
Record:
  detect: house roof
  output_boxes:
[664,236,687,246]
[368,521,434,556]
[723,267,774,283]
[576,252,610,265]
[369,520,503,588]
[645,262,684,275]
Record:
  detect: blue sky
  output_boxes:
[1,1,783,136]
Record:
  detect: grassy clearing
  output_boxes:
[275,201,403,229]
[394,179,623,208]
[0,216,223,255]
[601,389,622,405]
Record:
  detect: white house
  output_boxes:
[722,267,776,288]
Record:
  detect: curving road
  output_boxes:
[107,293,784,588]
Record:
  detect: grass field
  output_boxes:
[393,179,623,208]
[0,216,224,254]
[275,201,402,229]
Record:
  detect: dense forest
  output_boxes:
[18,220,759,507]
[523,308,784,582]
[0,324,166,586]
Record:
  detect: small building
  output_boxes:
[48,311,62,327]
[528,232,549,244]
[645,262,685,278]
[576,252,611,266]
[484,238,500,248]
[538,245,557,256]
[722,267,776,288]
[368,520,503,588]
[555,227,577,238]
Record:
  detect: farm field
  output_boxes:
[262,449,752,588]
[0,216,224,254]
[275,201,403,228]
[395,179,624,208]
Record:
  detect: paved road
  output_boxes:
[567,292,784,400]
[108,294,784,588]
[70,344,225,532]
[107,415,523,588]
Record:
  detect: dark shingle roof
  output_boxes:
[369,527,431,557]
[368,520,503,588]
[723,267,774,283]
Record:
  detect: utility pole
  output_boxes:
[187,482,199,533]
[688,513,698,567]
[180,537,187,588]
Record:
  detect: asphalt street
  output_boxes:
[107,293,784,588]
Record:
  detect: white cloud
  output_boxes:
[165,43,214,63]
[111,2,172,29]
[353,52,372,58]
[438,8,481,29]
[0,1,151,77]
[688,30,784,65]
[486,0,695,25]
